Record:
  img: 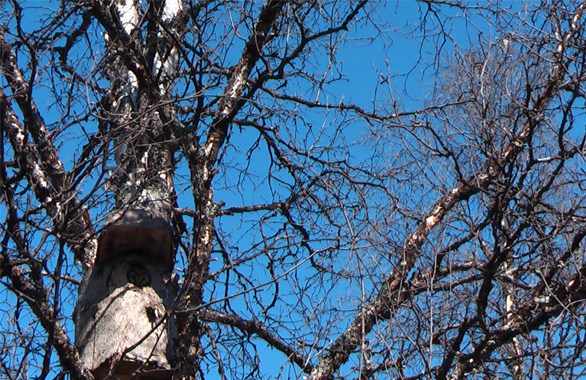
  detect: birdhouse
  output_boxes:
[75,209,176,379]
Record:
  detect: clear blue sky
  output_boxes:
[0,1,522,378]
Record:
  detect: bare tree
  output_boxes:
[1,0,585,379]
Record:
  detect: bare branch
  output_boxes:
[199,309,314,373]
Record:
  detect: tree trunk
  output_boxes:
[74,1,184,377]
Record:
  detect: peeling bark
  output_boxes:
[174,1,286,376]
[0,33,96,268]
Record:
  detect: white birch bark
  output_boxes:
[104,0,182,223]
[75,1,185,377]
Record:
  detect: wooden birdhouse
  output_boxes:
[75,209,176,379]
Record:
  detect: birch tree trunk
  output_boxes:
[74,1,185,377]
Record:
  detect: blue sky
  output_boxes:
[0,1,540,378]
[198,2,503,378]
